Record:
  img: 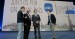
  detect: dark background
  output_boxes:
[0,0,74,31]
[0,0,4,31]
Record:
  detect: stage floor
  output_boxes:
[0,31,75,39]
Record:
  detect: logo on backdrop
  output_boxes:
[44,3,53,12]
[66,10,75,14]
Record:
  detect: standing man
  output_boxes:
[32,9,41,39]
[17,6,25,39]
[47,10,56,39]
[24,10,31,39]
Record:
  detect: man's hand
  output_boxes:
[36,21,39,24]
[25,16,27,18]
[25,24,27,25]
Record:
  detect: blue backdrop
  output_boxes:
[0,0,4,30]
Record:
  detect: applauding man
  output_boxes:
[24,10,31,39]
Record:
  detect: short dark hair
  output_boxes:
[21,6,25,9]
[34,9,37,12]
[48,10,51,12]
[27,10,29,13]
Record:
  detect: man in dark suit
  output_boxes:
[23,10,31,39]
[17,6,25,39]
[47,10,56,39]
[32,9,41,39]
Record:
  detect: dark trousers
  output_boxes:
[24,25,30,39]
[33,23,41,39]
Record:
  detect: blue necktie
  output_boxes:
[49,14,51,22]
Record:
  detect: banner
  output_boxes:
[2,0,75,31]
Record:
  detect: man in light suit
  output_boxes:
[32,9,41,39]
[47,10,56,39]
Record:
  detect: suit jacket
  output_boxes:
[48,14,56,25]
[24,13,31,26]
[32,14,41,26]
[17,10,24,23]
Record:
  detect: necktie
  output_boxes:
[49,14,51,22]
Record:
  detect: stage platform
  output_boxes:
[0,31,75,39]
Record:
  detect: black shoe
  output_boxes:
[52,37,56,39]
